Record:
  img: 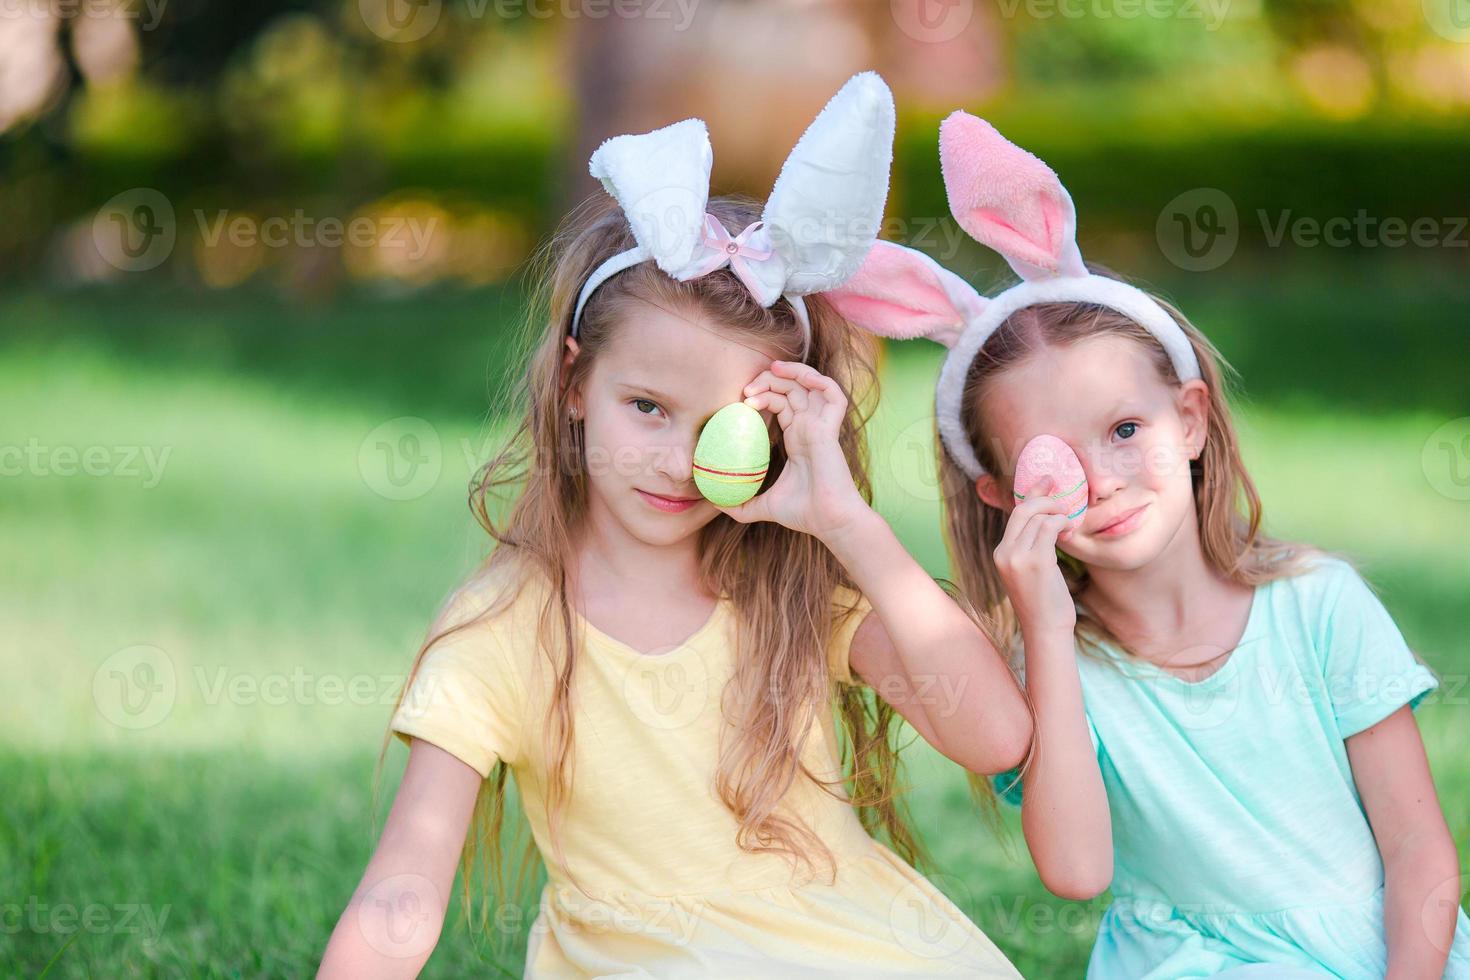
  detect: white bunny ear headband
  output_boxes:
[570,71,897,361]
[826,111,1202,481]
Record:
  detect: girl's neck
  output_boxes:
[572,497,709,604]
[1079,507,1229,641]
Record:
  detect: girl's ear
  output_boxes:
[824,240,984,349]
[1177,378,1210,459]
[561,337,583,410]
[975,473,1008,511]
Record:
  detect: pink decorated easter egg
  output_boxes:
[1013,434,1089,528]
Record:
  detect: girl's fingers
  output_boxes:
[1014,476,1068,518]
[1019,512,1068,554]
[745,391,794,431]
[743,371,777,398]
[1015,511,1046,552]
[773,360,841,398]
[754,374,810,413]
[776,363,845,418]
[1037,514,1069,550]
[752,361,840,402]
[1009,478,1068,551]
[743,363,845,439]
[716,494,769,525]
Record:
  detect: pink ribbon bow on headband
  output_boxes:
[681,214,775,298]
[570,70,898,352]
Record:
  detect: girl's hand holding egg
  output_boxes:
[994,435,1090,640]
[1012,434,1088,532]
[693,403,770,508]
[709,360,868,540]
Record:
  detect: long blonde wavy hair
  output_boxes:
[938,276,1326,673]
[380,194,929,940]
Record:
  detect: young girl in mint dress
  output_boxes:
[827,112,1470,978]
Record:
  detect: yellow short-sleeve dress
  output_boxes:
[391,570,1021,978]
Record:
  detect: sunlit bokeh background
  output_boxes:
[4,0,1469,975]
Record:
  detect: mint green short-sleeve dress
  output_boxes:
[996,556,1470,979]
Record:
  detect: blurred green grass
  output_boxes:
[3,282,1467,977]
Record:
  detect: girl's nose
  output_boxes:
[651,440,694,483]
[1082,445,1128,504]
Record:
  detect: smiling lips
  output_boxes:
[636,488,701,513]
[1093,503,1148,537]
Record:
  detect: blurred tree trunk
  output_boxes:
[565,19,642,213]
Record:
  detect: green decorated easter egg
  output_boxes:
[693,403,770,507]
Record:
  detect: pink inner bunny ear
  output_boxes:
[824,241,980,349]
[939,111,1086,280]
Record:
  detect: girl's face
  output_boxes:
[564,301,779,548]
[973,335,1210,573]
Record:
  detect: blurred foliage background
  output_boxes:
[3,0,1468,976]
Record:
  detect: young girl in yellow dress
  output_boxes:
[318,73,1031,978]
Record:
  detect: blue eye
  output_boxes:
[1115,422,1138,440]
[632,398,663,417]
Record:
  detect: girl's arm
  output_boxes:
[1015,626,1112,900]
[318,739,481,979]
[997,476,1112,901]
[730,360,1030,775]
[824,509,1032,775]
[1346,703,1461,979]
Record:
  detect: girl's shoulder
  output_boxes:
[1276,551,1362,600]
[431,554,549,655]
[1259,550,1382,636]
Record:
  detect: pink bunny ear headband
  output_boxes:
[570,71,898,361]
[826,111,1202,481]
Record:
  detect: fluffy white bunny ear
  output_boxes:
[939,111,1087,281]
[588,118,713,275]
[825,241,984,349]
[754,71,897,303]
